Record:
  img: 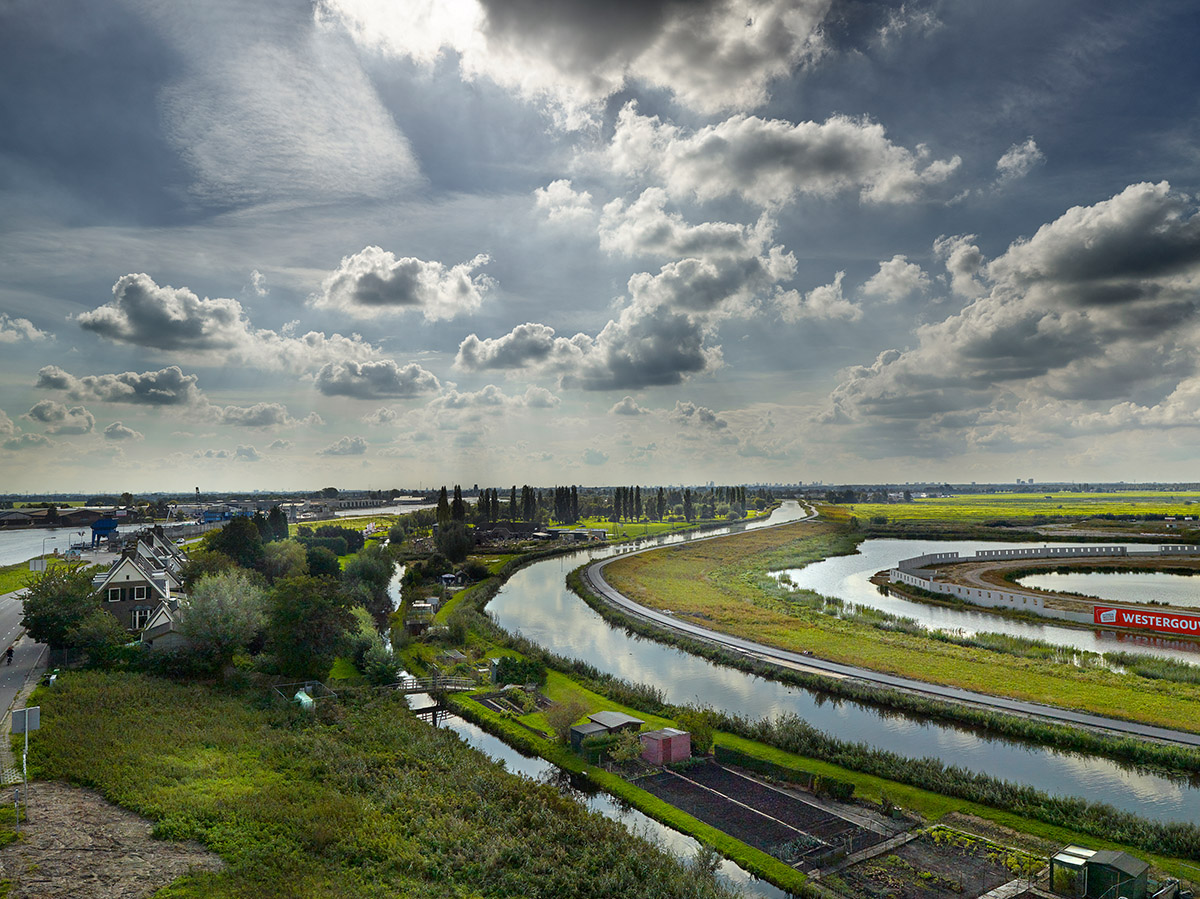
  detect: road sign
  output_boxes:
[11,707,39,733]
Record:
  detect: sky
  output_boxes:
[3,0,1200,493]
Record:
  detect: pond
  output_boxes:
[1017,571,1200,609]
[780,538,1200,662]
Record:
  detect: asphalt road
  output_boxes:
[584,511,1200,748]
[0,589,47,733]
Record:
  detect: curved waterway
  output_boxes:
[488,504,1200,825]
[782,539,1200,663]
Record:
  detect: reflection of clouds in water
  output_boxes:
[1021,571,1200,610]
[784,538,1200,663]
[490,518,1200,824]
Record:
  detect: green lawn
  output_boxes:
[826,490,1200,523]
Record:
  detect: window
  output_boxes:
[132,608,152,629]
[108,587,123,603]
[133,585,147,600]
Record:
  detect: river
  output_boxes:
[485,504,1200,825]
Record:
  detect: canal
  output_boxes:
[486,503,1200,825]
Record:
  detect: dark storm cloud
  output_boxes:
[314,360,441,399]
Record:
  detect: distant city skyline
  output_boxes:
[3,1,1199,492]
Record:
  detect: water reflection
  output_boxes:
[783,538,1200,662]
[1019,571,1200,609]
[488,509,1200,824]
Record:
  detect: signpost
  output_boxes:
[11,706,40,821]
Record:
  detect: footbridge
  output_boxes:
[391,675,475,695]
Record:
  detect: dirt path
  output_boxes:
[0,781,223,898]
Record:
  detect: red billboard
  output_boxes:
[1094,606,1200,635]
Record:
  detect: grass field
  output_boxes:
[28,671,739,899]
[602,520,1200,733]
[827,491,1200,523]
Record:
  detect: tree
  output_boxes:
[207,516,264,569]
[436,521,472,563]
[675,707,717,755]
[267,575,356,679]
[609,728,645,765]
[343,542,393,606]
[451,485,465,522]
[683,488,694,523]
[252,511,274,543]
[362,642,400,685]
[267,505,290,541]
[67,608,131,668]
[20,564,99,649]
[544,700,587,744]
[306,546,341,578]
[436,486,451,527]
[262,539,309,583]
[634,486,642,521]
[508,485,517,520]
[181,569,268,673]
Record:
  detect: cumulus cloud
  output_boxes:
[424,384,561,418]
[534,179,594,224]
[37,365,203,406]
[598,188,770,260]
[826,182,1200,447]
[673,400,728,430]
[213,403,303,428]
[861,255,931,303]
[608,102,960,207]
[933,234,988,298]
[0,410,14,437]
[76,273,381,371]
[320,0,831,122]
[250,270,268,296]
[314,360,442,399]
[103,421,144,441]
[0,314,48,344]
[610,396,647,416]
[313,247,495,321]
[583,447,609,465]
[777,272,863,321]
[268,438,293,450]
[362,407,399,426]
[3,433,53,451]
[24,401,95,435]
[522,386,560,408]
[234,444,262,462]
[319,435,368,455]
[457,303,722,391]
[996,137,1045,183]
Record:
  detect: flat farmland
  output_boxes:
[829,491,1200,523]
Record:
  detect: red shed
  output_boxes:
[640,728,691,765]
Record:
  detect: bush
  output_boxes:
[493,656,547,687]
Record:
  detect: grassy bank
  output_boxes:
[27,671,740,899]
[602,520,1200,735]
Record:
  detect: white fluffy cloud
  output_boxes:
[37,365,204,406]
[996,137,1045,182]
[456,302,722,391]
[104,421,144,441]
[24,400,95,435]
[861,255,931,303]
[777,272,863,321]
[0,314,47,343]
[673,400,728,430]
[610,396,647,416]
[826,182,1200,446]
[3,433,53,452]
[313,246,495,321]
[608,103,961,207]
[314,359,442,399]
[534,180,594,224]
[319,435,368,455]
[77,273,381,372]
[320,0,831,123]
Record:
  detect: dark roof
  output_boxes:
[570,722,608,736]
[588,711,644,729]
[1088,850,1149,877]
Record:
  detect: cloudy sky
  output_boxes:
[3,0,1199,492]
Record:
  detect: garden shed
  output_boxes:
[1050,845,1149,899]
[587,711,643,733]
[639,728,691,765]
[569,721,608,752]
